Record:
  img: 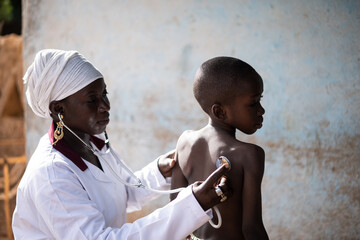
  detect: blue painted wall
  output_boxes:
[24,0,360,238]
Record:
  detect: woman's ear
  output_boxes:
[211,103,227,121]
[49,101,64,121]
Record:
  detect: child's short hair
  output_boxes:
[193,56,259,114]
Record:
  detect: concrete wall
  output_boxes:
[23,0,360,239]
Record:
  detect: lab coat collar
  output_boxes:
[48,122,106,171]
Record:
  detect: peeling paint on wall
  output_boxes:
[23,0,360,239]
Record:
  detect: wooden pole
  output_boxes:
[0,155,26,239]
[3,157,13,240]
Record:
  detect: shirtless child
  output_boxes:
[170,57,269,240]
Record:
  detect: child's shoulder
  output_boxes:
[229,141,265,168]
[237,141,264,158]
[176,129,202,148]
[179,129,195,138]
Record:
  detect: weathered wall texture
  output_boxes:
[23,0,359,239]
[0,34,25,239]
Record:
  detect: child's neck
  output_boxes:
[208,118,236,137]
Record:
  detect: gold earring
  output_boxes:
[53,114,64,146]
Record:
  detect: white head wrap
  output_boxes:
[24,49,103,118]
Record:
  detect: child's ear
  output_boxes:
[49,101,64,121]
[211,103,227,120]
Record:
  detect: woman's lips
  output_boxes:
[97,119,110,125]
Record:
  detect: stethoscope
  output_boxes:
[58,113,226,228]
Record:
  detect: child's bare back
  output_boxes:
[171,57,268,240]
[172,125,265,239]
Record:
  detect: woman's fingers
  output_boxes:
[192,164,231,210]
[203,164,230,187]
[217,176,231,197]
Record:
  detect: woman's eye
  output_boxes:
[250,101,258,107]
[88,97,97,103]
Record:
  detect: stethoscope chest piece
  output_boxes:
[215,156,231,170]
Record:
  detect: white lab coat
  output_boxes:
[12,134,211,239]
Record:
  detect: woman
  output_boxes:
[12,49,230,239]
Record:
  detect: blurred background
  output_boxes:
[0,0,359,239]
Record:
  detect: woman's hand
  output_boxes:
[157,149,176,178]
[192,164,231,211]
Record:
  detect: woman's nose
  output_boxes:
[258,103,265,115]
[99,98,110,112]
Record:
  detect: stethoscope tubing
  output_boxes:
[58,113,222,228]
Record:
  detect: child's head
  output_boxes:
[193,56,265,134]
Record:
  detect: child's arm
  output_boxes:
[170,156,189,200]
[170,133,190,201]
[241,145,269,240]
